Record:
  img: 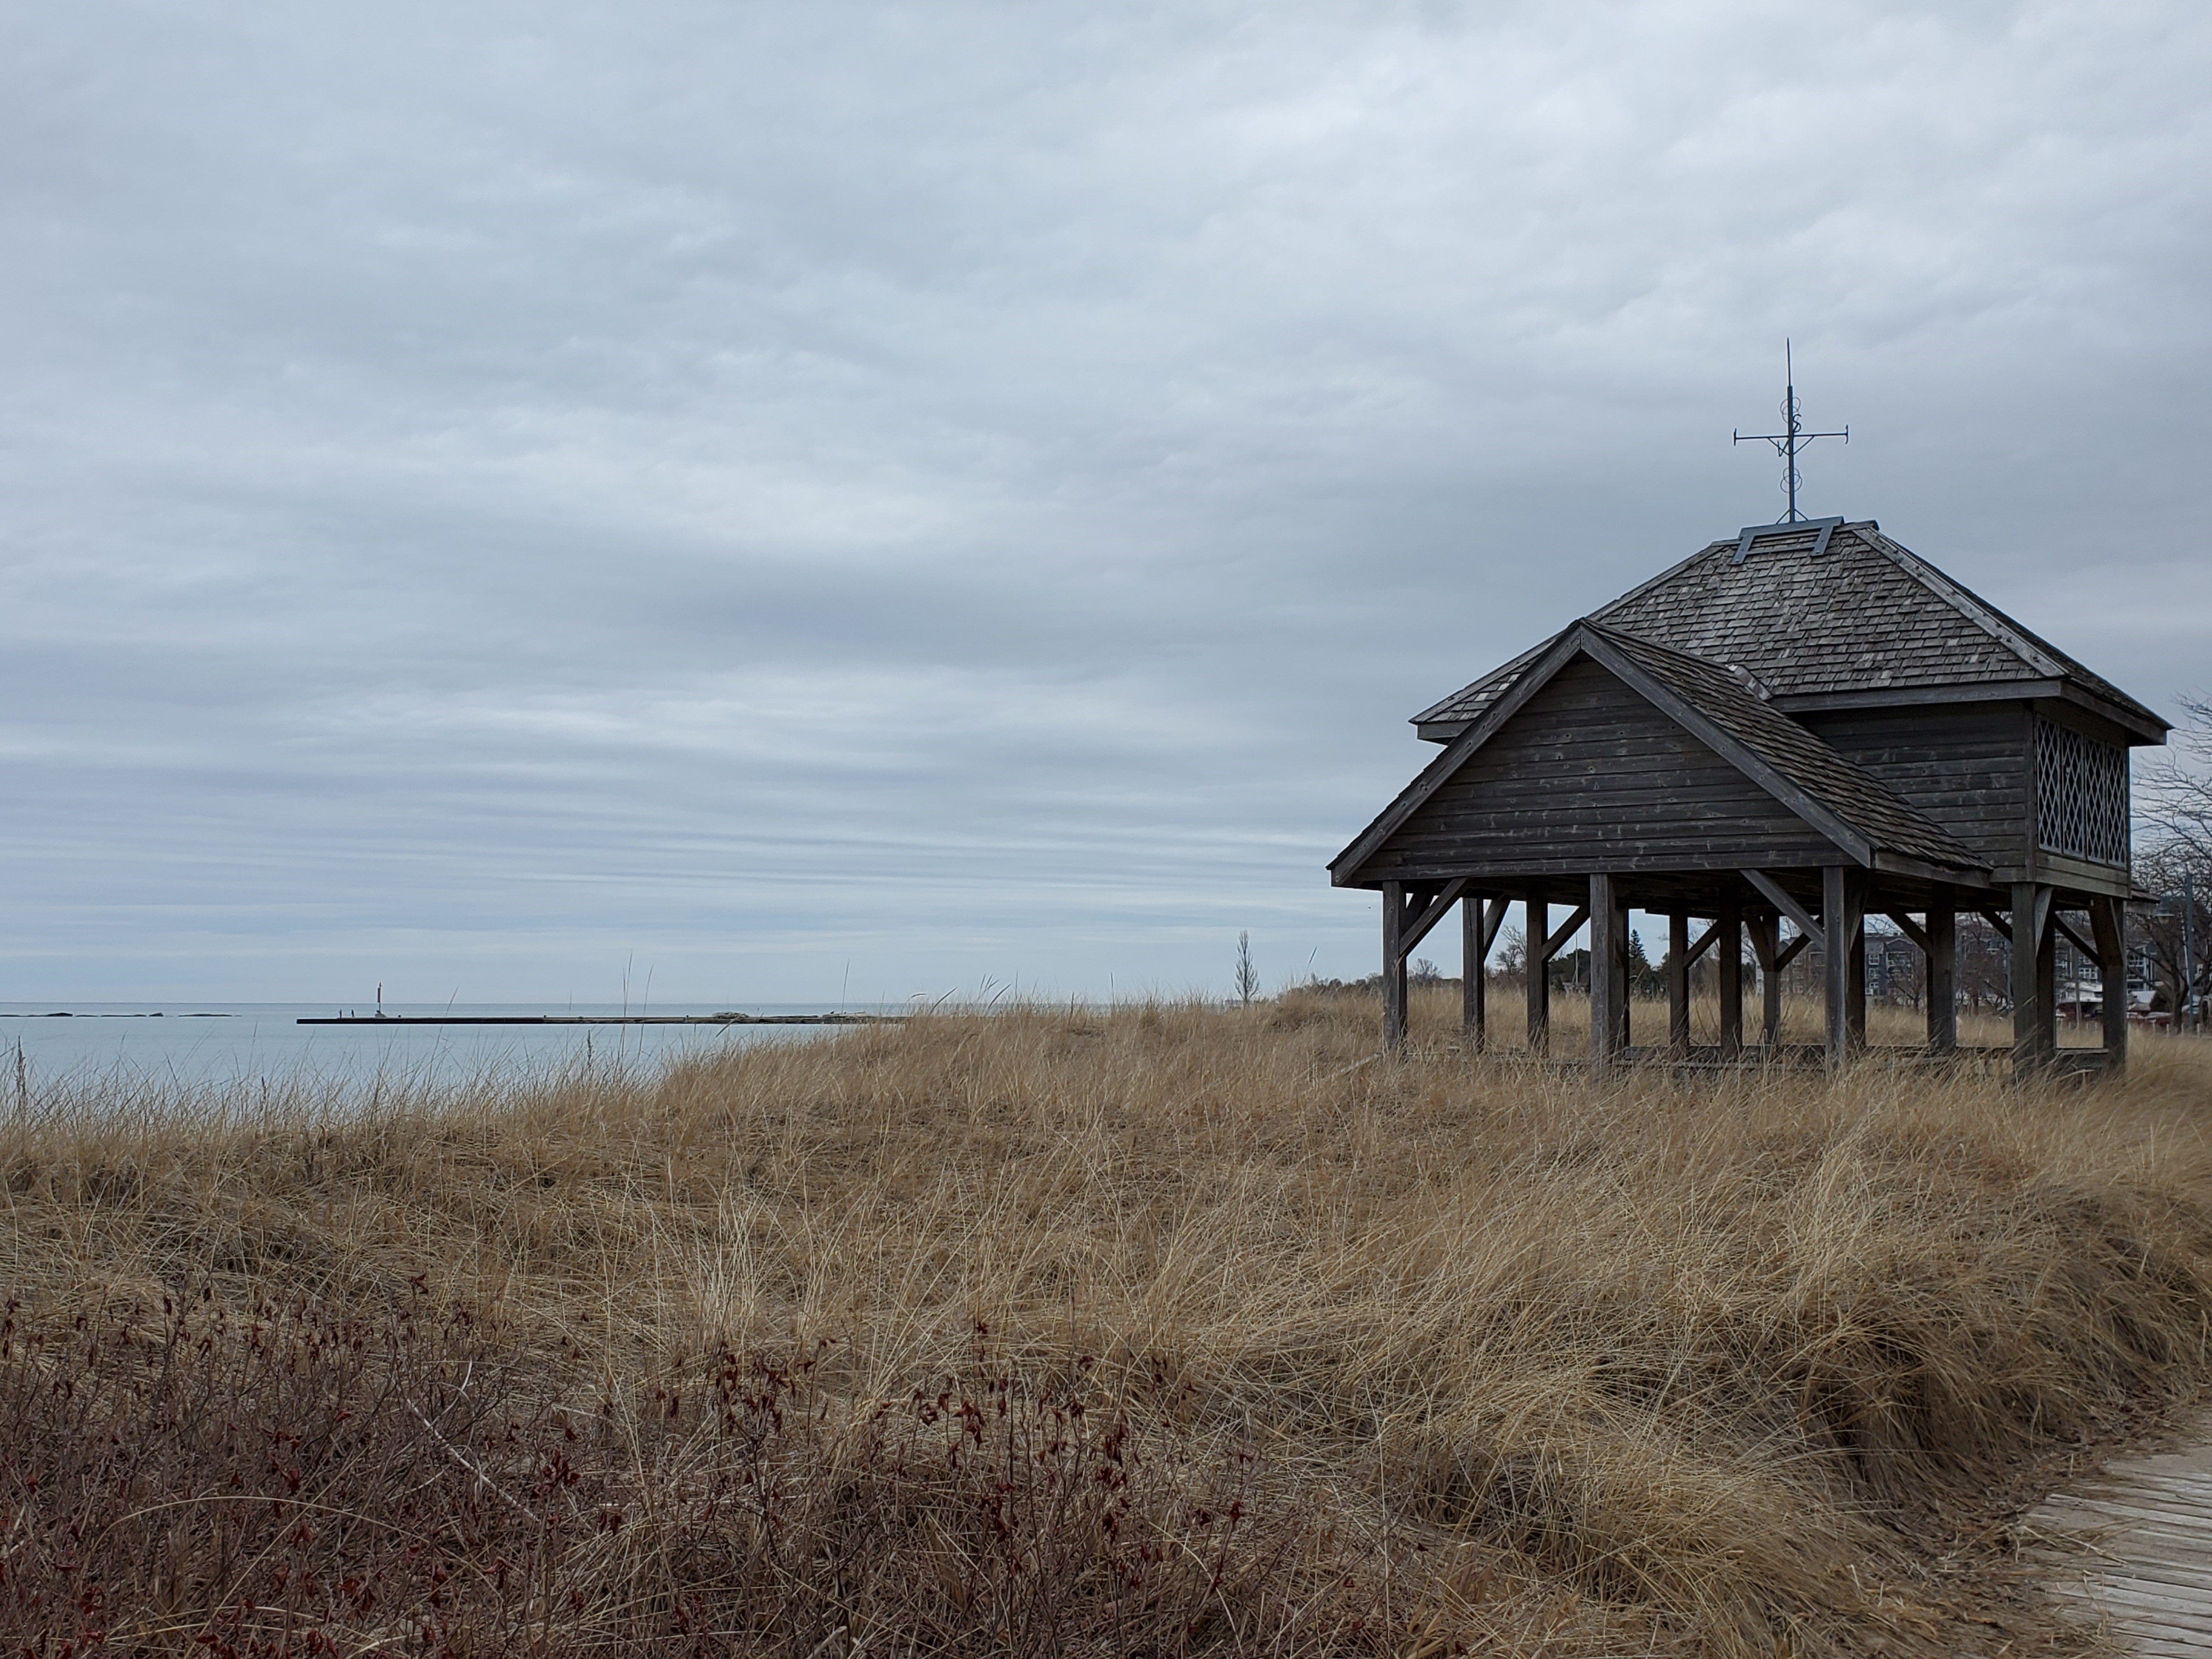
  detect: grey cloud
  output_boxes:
[2,1,2206,1001]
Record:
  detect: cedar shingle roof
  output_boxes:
[1415,522,2164,736]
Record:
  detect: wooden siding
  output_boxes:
[1357,659,1839,881]
[1796,704,2030,870]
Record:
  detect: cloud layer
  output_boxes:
[3,1,2207,1001]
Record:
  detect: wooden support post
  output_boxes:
[1925,888,1956,1054]
[1613,901,1632,1052]
[1847,898,1867,1050]
[2036,899,2058,1055]
[1717,904,1744,1059]
[2011,882,2054,1074]
[1381,881,1408,1052]
[1462,893,1485,1051]
[1590,874,1625,1069]
[1822,866,1865,1068]
[1525,893,1550,1057]
[1750,913,1783,1048]
[2089,893,2128,1076]
[1667,911,1691,1057]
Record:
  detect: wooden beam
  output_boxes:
[1823,865,1865,1067]
[1748,913,1784,1047]
[1542,904,1593,963]
[1463,894,1515,1053]
[1868,849,1997,888]
[1590,874,1625,1069]
[1775,933,1811,971]
[1683,922,1721,966]
[2089,894,2128,1076]
[1462,894,1486,1051]
[1741,868,1825,952]
[1881,910,1931,953]
[1926,887,1956,1055]
[1399,878,1470,958]
[1717,904,1744,1058]
[2034,889,2057,1069]
[1382,881,1408,1051]
[2011,881,2054,1074]
[1481,896,1511,956]
[1525,894,1550,1058]
[1977,908,2012,941]
[1667,912,1691,1057]
[1848,893,1867,1051]
[2053,912,2098,962]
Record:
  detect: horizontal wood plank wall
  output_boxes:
[1359,659,1837,879]
[1796,704,2029,869]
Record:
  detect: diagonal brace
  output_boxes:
[1683,921,1721,966]
[1882,910,1931,953]
[1481,896,1512,957]
[1541,903,1592,963]
[1396,879,1470,960]
[2053,912,2098,961]
[1741,868,1825,952]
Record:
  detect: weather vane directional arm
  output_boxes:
[1735,339,1846,523]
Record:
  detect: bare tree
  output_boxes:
[1234,931,1259,1007]
[1955,912,2009,1012]
[2135,697,2212,1023]
[1493,926,1527,986]
[2132,839,2210,1018]
[2141,695,2212,865]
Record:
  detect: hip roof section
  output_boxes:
[1414,522,2166,741]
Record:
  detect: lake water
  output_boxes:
[0,1002,882,1099]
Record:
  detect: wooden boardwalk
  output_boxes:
[2027,1435,2212,1654]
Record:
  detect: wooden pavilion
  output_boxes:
[1329,518,2169,1074]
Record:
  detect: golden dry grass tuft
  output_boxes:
[5,994,2212,1656]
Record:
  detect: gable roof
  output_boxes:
[1594,627,1979,871]
[1414,521,2166,741]
[1333,619,1987,885]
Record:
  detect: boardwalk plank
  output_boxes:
[2029,1431,2212,1654]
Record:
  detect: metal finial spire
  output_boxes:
[1734,340,1848,523]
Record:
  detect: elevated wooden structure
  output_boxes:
[1330,520,2168,1074]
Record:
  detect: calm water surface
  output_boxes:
[0,1003,884,1097]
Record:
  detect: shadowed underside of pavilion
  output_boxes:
[1330,520,2166,1077]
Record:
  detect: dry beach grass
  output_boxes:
[4,992,2212,1656]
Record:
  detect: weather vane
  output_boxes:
[1735,340,1847,523]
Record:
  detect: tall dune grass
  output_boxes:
[4,993,2210,1656]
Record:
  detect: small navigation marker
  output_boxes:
[1735,340,1847,524]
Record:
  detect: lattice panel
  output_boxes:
[2035,718,2130,866]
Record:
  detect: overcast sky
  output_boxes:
[3,1,2207,1006]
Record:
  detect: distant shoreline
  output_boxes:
[295,1012,898,1026]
